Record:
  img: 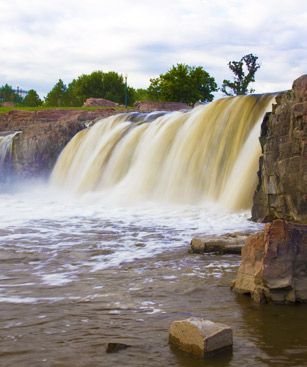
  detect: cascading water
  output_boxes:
[51,94,275,210]
[0,131,20,176]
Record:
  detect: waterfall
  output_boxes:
[0,131,19,170]
[51,94,275,210]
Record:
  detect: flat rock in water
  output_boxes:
[189,232,252,255]
[169,317,233,358]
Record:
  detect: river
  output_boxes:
[1,185,307,367]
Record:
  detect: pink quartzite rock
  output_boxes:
[0,108,119,178]
[83,98,118,107]
[135,101,189,112]
[252,74,307,224]
[169,318,233,358]
[232,219,307,303]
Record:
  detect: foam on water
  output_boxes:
[0,184,262,300]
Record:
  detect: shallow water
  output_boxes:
[1,186,307,367]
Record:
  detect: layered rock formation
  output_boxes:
[0,109,118,178]
[252,74,307,224]
[232,219,307,303]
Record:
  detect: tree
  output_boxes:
[133,88,150,102]
[221,54,260,96]
[44,79,69,107]
[147,64,218,105]
[67,70,135,106]
[23,89,42,107]
[0,84,23,104]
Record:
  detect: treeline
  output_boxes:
[0,54,260,107]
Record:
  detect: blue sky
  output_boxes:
[0,0,306,97]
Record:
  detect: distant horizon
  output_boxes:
[0,0,306,98]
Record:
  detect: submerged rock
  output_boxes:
[189,232,251,255]
[169,317,233,358]
[232,219,307,303]
[106,342,131,353]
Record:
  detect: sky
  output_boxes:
[0,0,306,98]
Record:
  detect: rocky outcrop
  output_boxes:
[169,318,233,358]
[252,74,307,224]
[0,109,119,179]
[135,101,189,112]
[83,98,118,107]
[232,219,307,303]
[189,232,251,255]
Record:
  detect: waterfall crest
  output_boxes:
[51,94,275,210]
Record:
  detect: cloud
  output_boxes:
[0,0,306,97]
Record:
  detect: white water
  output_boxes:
[0,131,20,166]
[0,95,274,301]
[0,184,262,293]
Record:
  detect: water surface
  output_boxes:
[1,186,307,367]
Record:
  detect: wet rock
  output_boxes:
[106,342,131,353]
[189,232,251,255]
[169,317,233,358]
[232,219,307,303]
[252,74,307,224]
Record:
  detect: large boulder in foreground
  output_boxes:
[252,74,307,224]
[169,318,233,358]
[232,219,307,303]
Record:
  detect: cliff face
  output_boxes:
[0,109,118,179]
[252,75,307,224]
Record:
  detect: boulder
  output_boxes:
[189,232,251,255]
[169,317,233,358]
[134,101,189,112]
[232,219,307,303]
[252,74,307,224]
[83,98,118,107]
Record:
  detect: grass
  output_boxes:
[0,105,134,114]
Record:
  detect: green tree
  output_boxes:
[0,84,23,103]
[67,71,135,106]
[221,54,260,96]
[44,79,69,107]
[147,63,218,105]
[133,88,150,102]
[23,89,42,107]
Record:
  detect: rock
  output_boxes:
[189,232,251,255]
[169,317,233,358]
[252,74,307,224]
[106,342,131,353]
[1,102,15,107]
[232,219,307,303]
[0,109,119,179]
[83,98,118,107]
[134,101,190,112]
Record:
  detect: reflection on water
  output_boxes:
[0,187,307,367]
